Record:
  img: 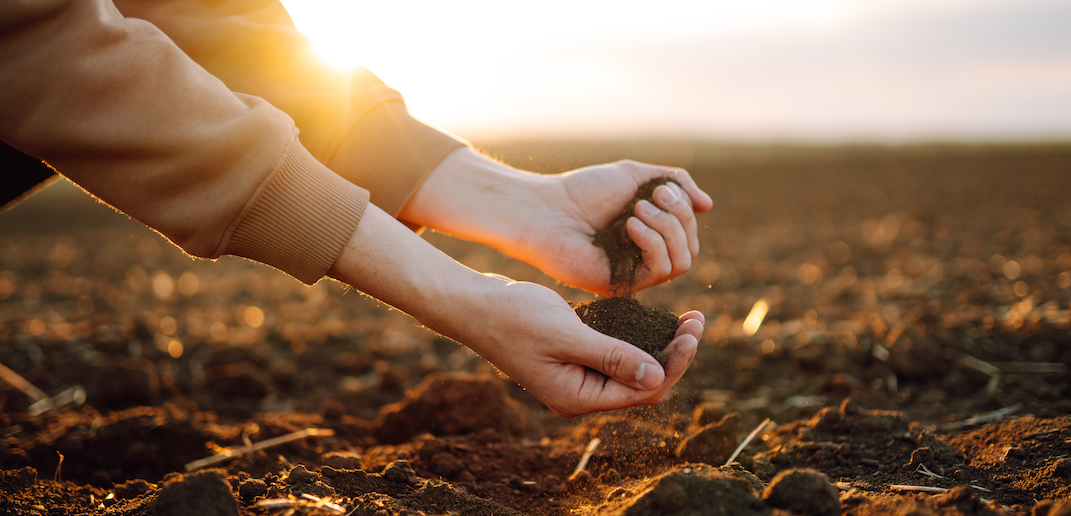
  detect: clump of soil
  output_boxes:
[762,469,841,516]
[592,176,680,289]
[579,177,683,364]
[574,297,677,365]
[593,464,770,516]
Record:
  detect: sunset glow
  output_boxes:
[281,0,1071,141]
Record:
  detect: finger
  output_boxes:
[653,183,700,259]
[676,310,705,341]
[635,330,700,407]
[561,328,665,391]
[625,216,671,281]
[553,327,700,416]
[632,198,691,277]
[659,330,699,391]
[665,168,713,214]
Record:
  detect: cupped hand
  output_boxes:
[469,277,704,417]
[517,160,713,296]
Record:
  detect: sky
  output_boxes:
[281,0,1071,142]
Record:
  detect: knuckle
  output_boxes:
[651,257,671,277]
[673,254,692,276]
[601,346,628,378]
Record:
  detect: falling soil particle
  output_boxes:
[574,297,677,365]
[592,176,680,289]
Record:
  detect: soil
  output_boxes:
[575,297,678,365]
[592,176,679,289]
[583,176,682,364]
[2,142,1071,516]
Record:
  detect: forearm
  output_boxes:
[398,147,552,252]
[328,204,501,349]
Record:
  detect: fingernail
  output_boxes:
[658,184,679,204]
[635,362,664,389]
[639,200,659,217]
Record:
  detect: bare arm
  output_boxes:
[328,204,703,417]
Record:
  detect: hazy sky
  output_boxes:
[282,0,1071,142]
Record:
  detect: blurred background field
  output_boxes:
[4,141,1071,514]
[2,141,1070,423]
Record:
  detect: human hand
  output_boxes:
[516,160,714,296]
[330,205,705,417]
[399,149,714,297]
[464,277,704,417]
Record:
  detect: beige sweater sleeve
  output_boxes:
[113,0,469,217]
[0,0,368,284]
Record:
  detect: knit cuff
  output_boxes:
[220,139,368,284]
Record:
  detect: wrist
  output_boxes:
[398,147,552,251]
[326,204,508,354]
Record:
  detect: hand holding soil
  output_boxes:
[452,277,703,418]
[543,160,712,296]
[401,150,713,298]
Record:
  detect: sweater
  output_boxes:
[0,0,467,284]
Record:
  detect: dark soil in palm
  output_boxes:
[592,176,679,289]
[574,297,677,365]
[4,143,1071,515]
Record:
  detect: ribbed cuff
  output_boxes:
[325,100,467,217]
[220,139,369,284]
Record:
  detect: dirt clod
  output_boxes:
[373,373,538,444]
[574,297,677,365]
[676,413,742,465]
[606,464,769,516]
[323,450,364,470]
[150,471,238,516]
[762,469,840,516]
[592,177,679,288]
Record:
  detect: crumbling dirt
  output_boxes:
[592,176,679,288]
[574,297,678,365]
[2,142,1071,515]
[581,177,683,364]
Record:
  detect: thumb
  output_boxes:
[567,330,667,390]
